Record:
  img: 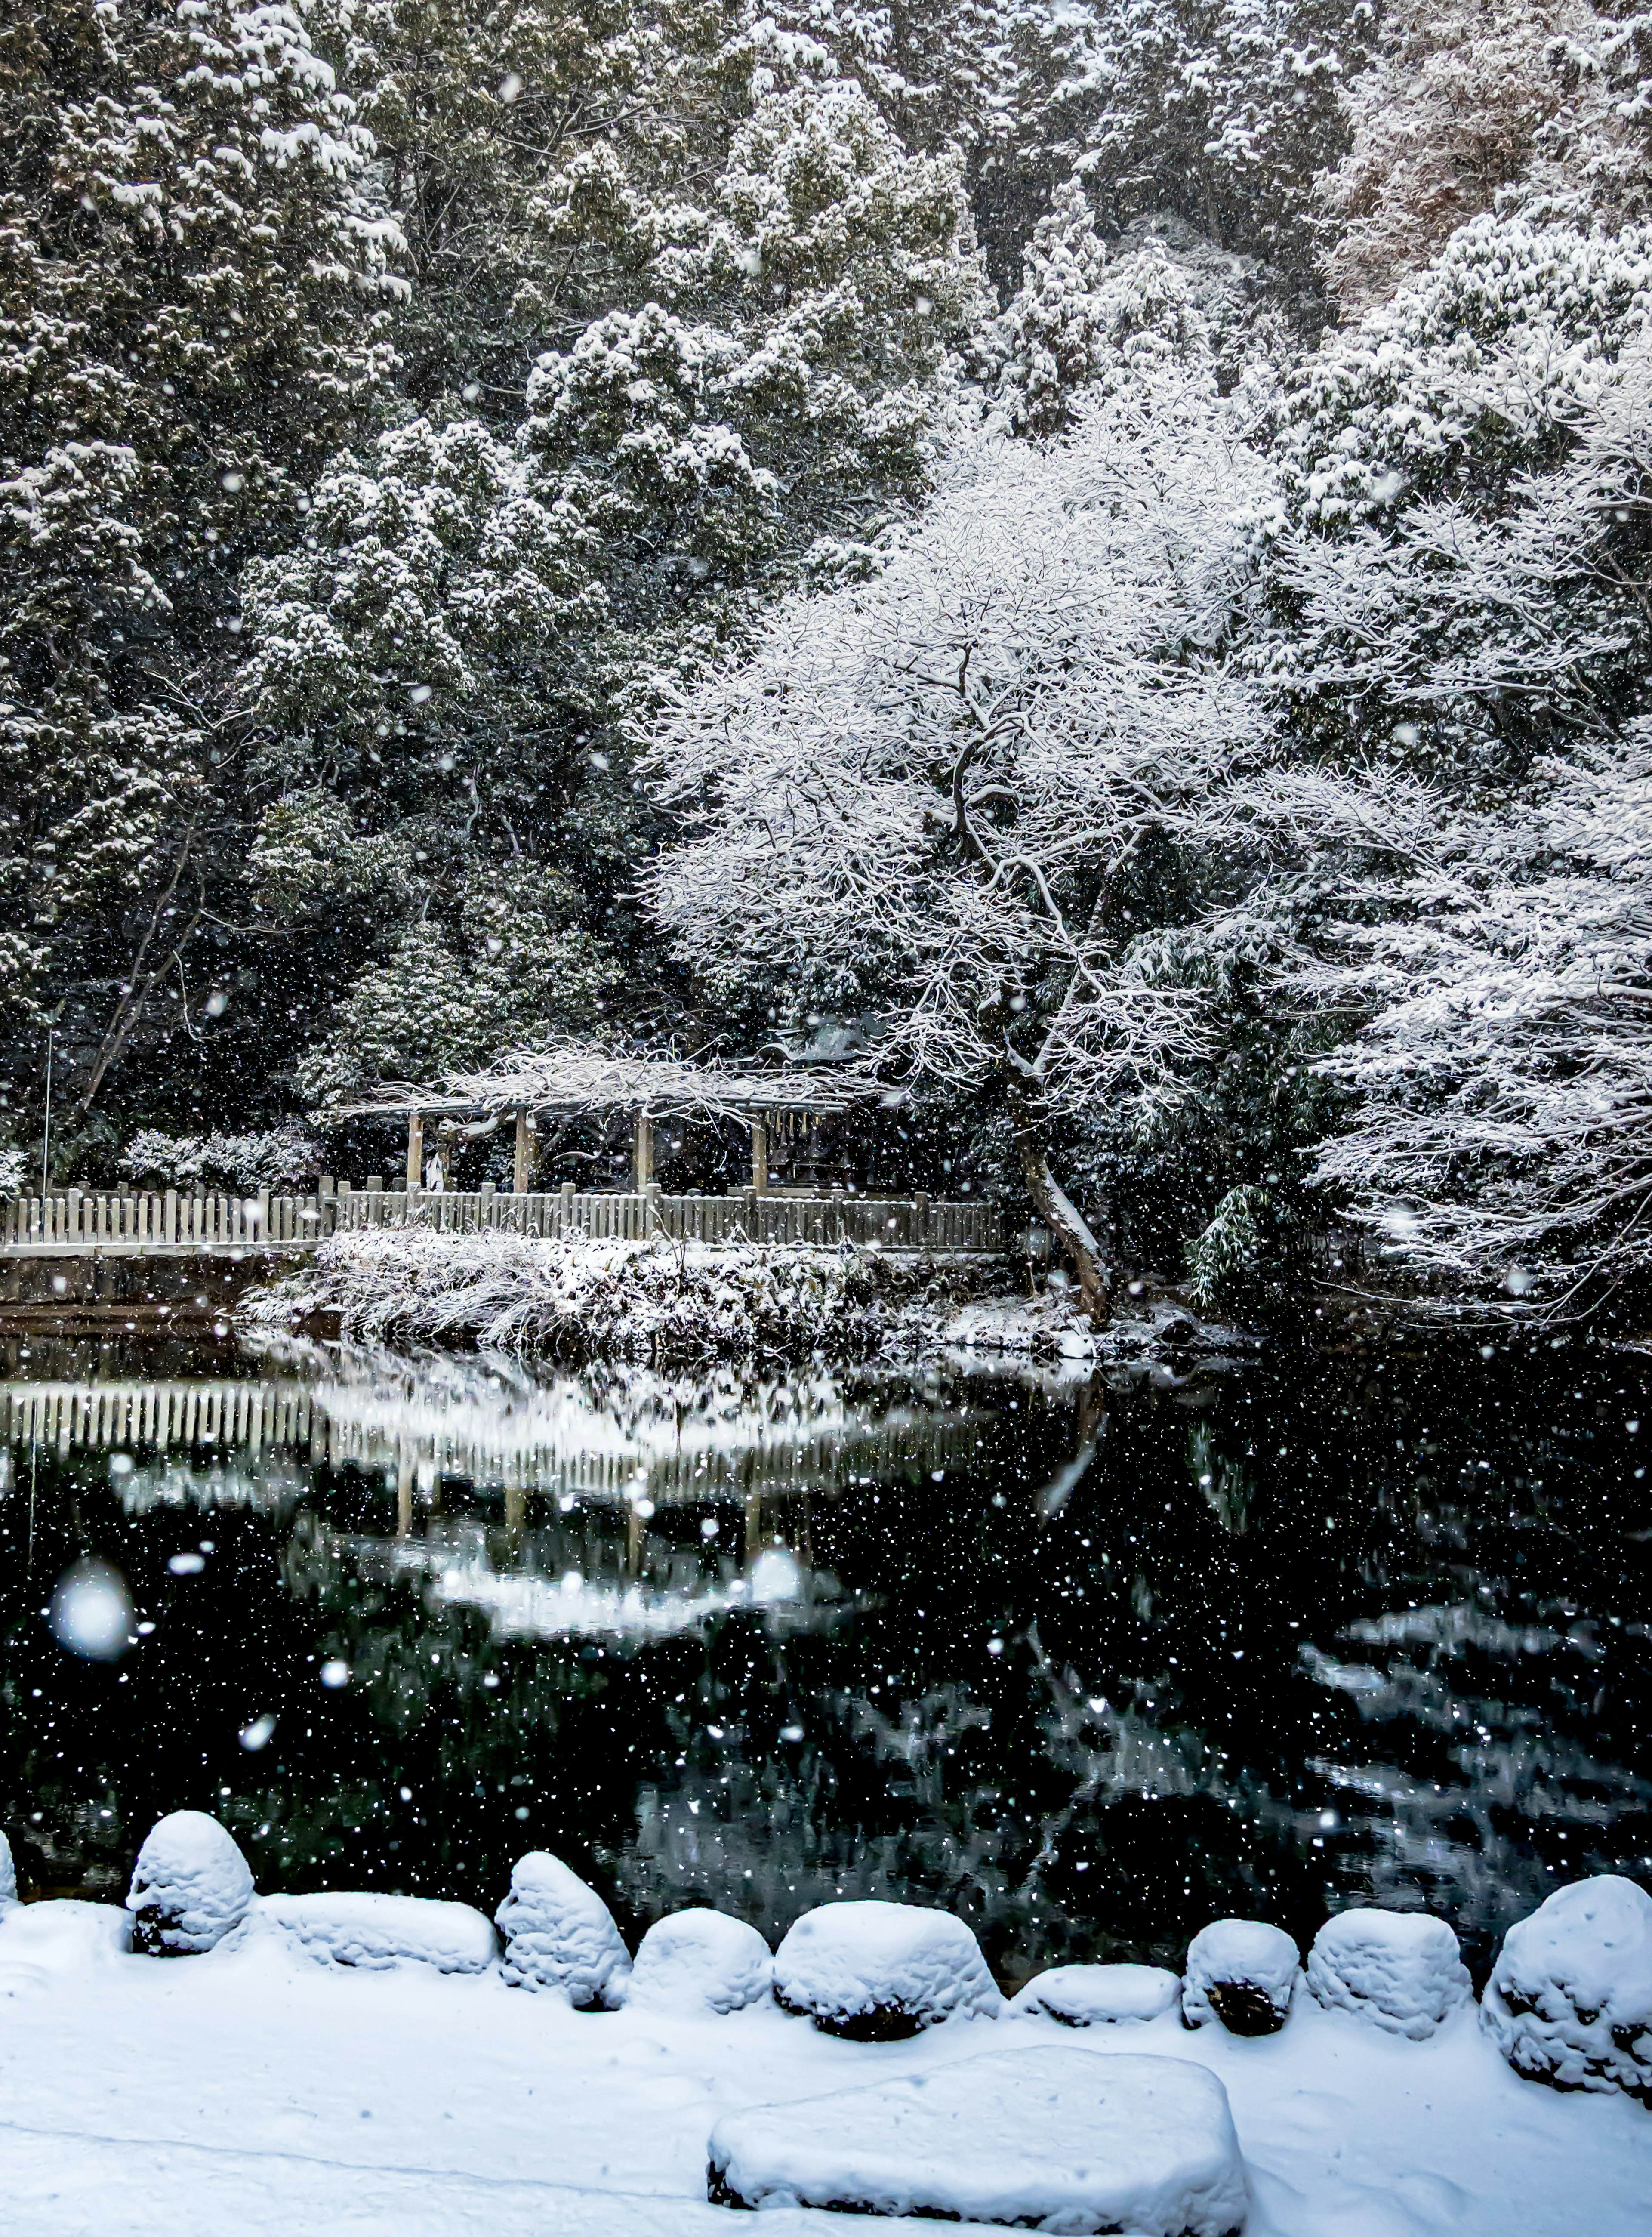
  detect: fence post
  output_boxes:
[163,1188,177,1244]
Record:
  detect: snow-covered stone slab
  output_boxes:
[624,1908,771,2015]
[1306,1907,1471,2039]
[126,1811,254,1956]
[1482,1874,1652,2100]
[706,2046,1248,2234]
[772,1900,1002,2039]
[257,1891,496,1973]
[1012,1961,1181,2026]
[495,1850,631,2005]
[1183,1920,1301,2036]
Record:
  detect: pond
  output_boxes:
[2,1330,1648,1988]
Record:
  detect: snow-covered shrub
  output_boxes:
[706,2046,1250,2234]
[0,1829,17,1908]
[246,1228,930,1365]
[119,1125,322,1194]
[0,1148,25,1198]
[1011,1962,1181,2027]
[126,1811,255,1956]
[624,1909,772,2016]
[772,1900,1003,2040]
[1306,1908,1472,2038]
[1481,1875,1652,2101]
[495,1850,631,2005]
[1182,1919,1301,2035]
[258,1892,496,1972]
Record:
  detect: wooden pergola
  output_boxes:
[334,1047,880,1195]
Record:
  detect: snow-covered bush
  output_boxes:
[1306,1908,1472,2038]
[0,1148,25,1198]
[495,1851,631,2005]
[1182,1919,1301,2035]
[772,1900,1003,2040]
[1011,1962,1181,2027]
[706,2046,1250,2234]
[624,1909,772,2016]
[0,1829,17,1908]
[258,1892,496,1973]
[119,1126,322,1194]
[244,1228,931,1364]
[1481,1875,1652,2100]
[126,1811,255,1956]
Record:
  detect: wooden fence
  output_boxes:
[0,1185,1002,1257]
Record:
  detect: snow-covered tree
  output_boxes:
[641,361,1270,1314]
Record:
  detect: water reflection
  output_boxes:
[0,1333,1646,1981]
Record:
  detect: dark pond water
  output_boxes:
[2,1330,1649,1987]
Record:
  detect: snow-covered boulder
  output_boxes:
[494,1850,631,2006]
[126,1811,254,1956]
[0,1830,18,1910]
[258,1891,496,1972]
[1183,1920,1301,2036]
[772,1900,1003,2040]
[1481,1875,1652,2100]
[624,1908,772,2015]
[1306,1908,1471,2039]
[1012,1962,1180,2027]
[707,2046,1248,2234]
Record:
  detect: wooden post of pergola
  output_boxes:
[513,1106,535,1194]
[750,1117,768,1194]
[633,1107,654,1190]
[405,1111,423,1194]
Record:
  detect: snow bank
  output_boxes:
[126,1812,255,1956]
[256,1892,496,1973]
[1306,1908,1472,2039]
[772,1899,1002,2039]
[1011,1961,1181,2026]
[1183,1920,1301,2036]
[624,1909,772,2016]
[495,1850,631,2005]
[1482,1875,1652,2100]
[0,1830,17,1910]
[706,2046,1248,2234]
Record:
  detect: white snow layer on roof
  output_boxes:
[495,1850,632,2005]
[772,1898,1003,2036]
[1482,1874,1652,2098]
[256,1891,497,1972]
[1183,1921,1301,2035]
[0,1890,1650,2237]
[623,1908,772,2015]
[125,1811,255,1955]
[1011,1961,1182,2026]
[707,2046,1248,2234]
[1307,1908,1472,2039]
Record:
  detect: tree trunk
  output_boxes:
[1019,1136,1110,1323]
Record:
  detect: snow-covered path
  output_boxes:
[2,1899,1647,2237]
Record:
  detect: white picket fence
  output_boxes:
[0,1185,1002,1257]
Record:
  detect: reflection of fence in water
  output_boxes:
[0,1376,979,1507]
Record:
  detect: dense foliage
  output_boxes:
[5,0,1652,1317]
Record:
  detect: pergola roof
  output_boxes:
[331,1045,885,1124]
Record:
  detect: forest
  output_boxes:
[5,0,1652,1321]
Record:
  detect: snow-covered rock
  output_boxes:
[623,1908,772,2015]
[257,1892,496,1973]
[707,2046,1248,2234]
[1481,1875,1652,2100]
[772,1900,1003,2040]
[1306,1908,1472,2039]
[0,1830,18,1910]
[494,1850,631,2005]
[1183,1920,1301,2036]
[1012,1961,1180,2027]
[126,1811,255,1956]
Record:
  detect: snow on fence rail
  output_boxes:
[0,1186,1002,1257]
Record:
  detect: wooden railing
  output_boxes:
[0,1185,1002,1257]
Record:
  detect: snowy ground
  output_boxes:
[3,1899,1649,2237]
